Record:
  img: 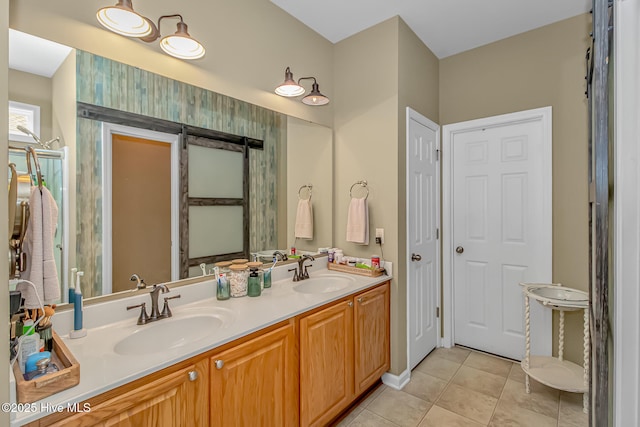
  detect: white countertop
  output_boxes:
[10,260,391,426]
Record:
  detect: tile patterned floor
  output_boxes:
[335,347,588,427]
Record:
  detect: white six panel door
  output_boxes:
[407,109,439,369]
[452,117,551,360]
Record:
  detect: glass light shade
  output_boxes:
[160,22,205,60]
[275,82,305,97]
[96,1,152,37]
[275,67,305,97]
[160,34,206,59]
[302,82,329,106]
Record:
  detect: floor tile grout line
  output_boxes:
[486,368,510,426]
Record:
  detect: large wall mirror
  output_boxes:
[7,29,333,305]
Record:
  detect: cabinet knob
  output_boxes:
[214,359,224,370]
[357,297,363,304]
[347,301,353,307]
[188,371,198,381]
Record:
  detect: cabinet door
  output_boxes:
[354,282,390,395]
[210,322,298,427]
[48,360,209,427]
[299,299,354,427]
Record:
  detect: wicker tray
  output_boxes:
[327,262,385,277]
[14,331,80,403]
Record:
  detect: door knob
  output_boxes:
[411,253,422,261]
[188,371,198,381]
[456,246,464,254]
[214,359,224,370]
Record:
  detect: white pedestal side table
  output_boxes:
[520,283,589,413]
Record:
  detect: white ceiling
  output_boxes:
[270,0,591,58]
[9,30,73,78]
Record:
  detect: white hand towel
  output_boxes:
[346,197,369,245]
[294,199,314,239]
[18,186,60,308]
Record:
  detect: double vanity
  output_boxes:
[12,259,391,426]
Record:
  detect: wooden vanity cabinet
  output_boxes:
[28,282,388,427]
[209,320,298,427]
[37,359,209,427]
[354,283,390,395]
[299,298,355,427]
[299,281,390,427]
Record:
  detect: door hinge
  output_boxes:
[436,228,439,240]
[435,149,440,161]
[436,307,440,318]
[589,180,596,203]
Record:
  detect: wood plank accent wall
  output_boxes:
[74,51,284,293]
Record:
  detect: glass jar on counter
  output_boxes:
[229,264,248,297]
[247,267,261,297]
[214,261,233,300]
[247,262,264,290]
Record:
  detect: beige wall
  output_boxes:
[8,69,52,141]
[1,0,11,422]
[334,16,439,375]
[334,17,400,372]
[9,0,334,127]
[287,118,333,252]
[440,14,591,364]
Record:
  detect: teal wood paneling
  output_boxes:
[76,51,283,294]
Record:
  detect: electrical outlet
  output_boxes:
[375,228,384,244]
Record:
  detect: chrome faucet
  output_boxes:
[149,284,170,321]
[273,251,288,262]
[130,274,147,290]
[298,255,315,280]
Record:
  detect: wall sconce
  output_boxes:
[275,67,330,106]
[96,1,205,60]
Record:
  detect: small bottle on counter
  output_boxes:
[247,267,261,297]
[229,264,248,297]
[247,262,264,290]
[371,255,381,269]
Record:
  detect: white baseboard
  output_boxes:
[381,369,410,390]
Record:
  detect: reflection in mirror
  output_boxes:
[7,30,333,305]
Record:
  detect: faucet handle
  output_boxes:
[161,295,181,318]
[288,268,300,282]
[303,265,313,279]
[127,302,149,325]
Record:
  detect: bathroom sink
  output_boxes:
[528,286,588,302]
[114,312,232,356]
[293,275,356,294]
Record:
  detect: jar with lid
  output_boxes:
[247,267,261,297]
[247,262,264,290]
[229,264,248,297]
[214,261,232,300]
[231,258,249,265]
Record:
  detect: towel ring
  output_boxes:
[298,184,313,201]
[349,180,369,200]
[25,146,43,190]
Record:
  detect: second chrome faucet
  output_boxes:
[288,254,315,282]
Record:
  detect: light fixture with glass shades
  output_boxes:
[275,67,330,106]
[96,2,205,60]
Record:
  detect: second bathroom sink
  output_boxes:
[293,275,356,294]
